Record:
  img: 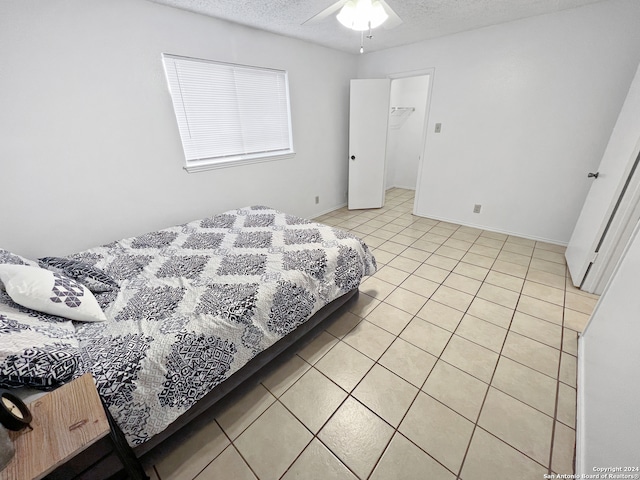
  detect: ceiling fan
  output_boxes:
[302,0,403,52]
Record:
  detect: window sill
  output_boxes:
[184,151,295,173]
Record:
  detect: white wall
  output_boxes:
[386,75,430,190]
[358,0,640,244]
[577,221,640,471]
[0,0,357,258]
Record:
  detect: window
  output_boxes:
[162,54,294,172]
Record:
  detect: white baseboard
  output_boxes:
[575,334,586,475]
[312,202,347,218]
[412,211,568,246]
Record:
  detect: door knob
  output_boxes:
[588,172,599,179]
[350,155,356,160]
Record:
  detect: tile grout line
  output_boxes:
[454,237,536,479]
[362,220,499,480]
[270,314,399,480]
[332,196,577,477]
[299,244,461,479]
[367,254,581,360]
[547,271,570,475]
[334,192,580,476]
[177,190,582,479]
[351,212,577,401]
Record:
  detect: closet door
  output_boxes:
[348,79,390,210]
[565,63,640,291]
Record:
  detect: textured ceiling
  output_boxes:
[148,0,607,54]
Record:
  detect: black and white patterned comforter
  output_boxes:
[69,207,376,446]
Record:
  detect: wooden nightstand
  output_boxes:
[0,373,147,480]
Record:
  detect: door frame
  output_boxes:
[386,68,435,215]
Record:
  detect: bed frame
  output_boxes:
[46,288,359,480]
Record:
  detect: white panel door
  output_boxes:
[565,63,640,288]
[348,79,390,210]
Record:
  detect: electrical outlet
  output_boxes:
[473,204,482,213]
[315,196,319,204]
[435,123,442,133]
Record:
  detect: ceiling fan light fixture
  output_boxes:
[337,0,388,31]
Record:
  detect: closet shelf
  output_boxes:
[391,106,415,113]
[389,106,415,128]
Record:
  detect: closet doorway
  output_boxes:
[385,72,432,205]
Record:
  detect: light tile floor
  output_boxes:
[142,188,598,480]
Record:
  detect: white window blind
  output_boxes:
[162,54,294,172]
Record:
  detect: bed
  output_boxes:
[0,206,376,479]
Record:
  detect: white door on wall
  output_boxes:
[348,79,391,210]
[565,63,640,291]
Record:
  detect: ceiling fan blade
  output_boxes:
[302,0,348,25]
[380,0,403,29]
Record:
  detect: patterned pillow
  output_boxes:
[0,248,38,268]
[0,293,79,389]
[38,257,119,293]
[0,265,107,323]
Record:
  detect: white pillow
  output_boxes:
[0,265,106,322]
